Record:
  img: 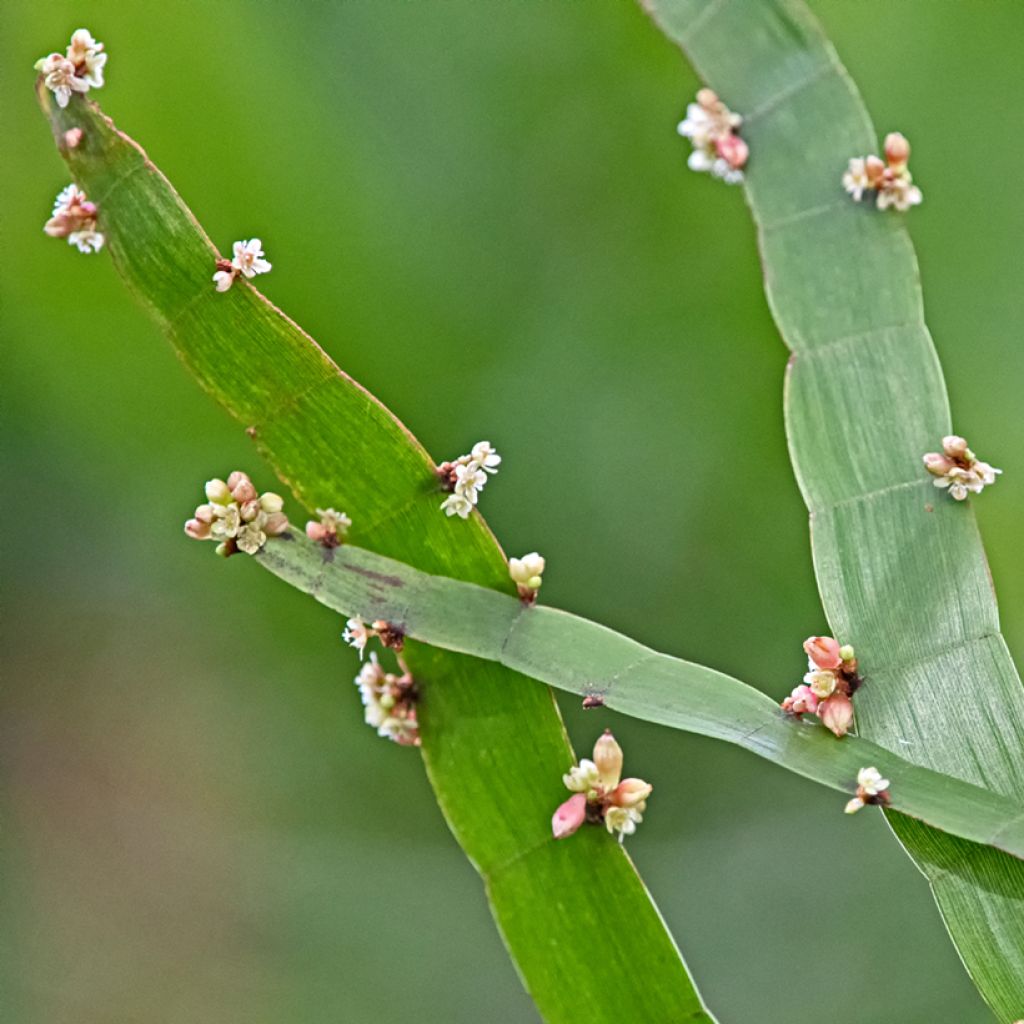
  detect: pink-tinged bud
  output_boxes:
[611,778,653,809]
[231,478,258,503]
[593,729,624,789]
[922,452,953,476]
[184,517,211,540]
[239,499,260,522]
[264,512,289,536]
[865,155,886,186]
[715,133,749,170]
[64,127,83,149]
[783,684,819,716]
[306,521,329,543]
[942,435,969,459]
[226,470,249,490]
[883,132,911,166]
[803,635,842,671]
[818,693,854,738]
[194,503,216,524]
[696,87,718,109]
[552,793,587,840]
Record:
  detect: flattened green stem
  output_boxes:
[255,534,1024,860]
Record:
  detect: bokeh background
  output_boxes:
[2,2,1022,1022]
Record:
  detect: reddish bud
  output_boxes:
[942,435,969,459]
[64,127,83,149]
[184,517,211,540]
[865,155,886,186]
[593,730,624,790]
[782,684,819,716]
[231,478,258,503]
[611,778,653,809]
[818,693,854,738]
[922,452,953,476]
[226,471,248,490]
[883,132,911,166]
[715,133,749,170]
[552,793,587,840]
[803,636,842,671]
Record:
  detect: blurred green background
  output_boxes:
[2,2,1021,1022]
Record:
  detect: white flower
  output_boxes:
[454,462,486,503]
[509,552,545,591]
[67,28,106,88]
[68,228,105,254]
[343,616,373,659]
[440,493,474,519]
[804,669,837,699]
[469,441,501,474]
[677,88,746,186]
[212,270,234,292]
[51,183,83,217]
[605,804,643,840]
[562,759,600,794]
[35,53,88,108]
[209,503,241,540]
[231,238,272,279]
[677,102,715,150]
[44,183,104,253]
[856,766,889,796]
[236,522,267,555]
[842,158,871,202]
[876,174,922,212]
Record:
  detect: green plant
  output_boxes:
[34,2,1023,1020]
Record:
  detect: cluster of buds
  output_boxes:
[213,239,272,292]
[35,28,106,108]
[44,184,104,254]
[184,471,289,556]
[552,731,652,844]
[354,653,419,746]
[844,766,890,815]
[676,88,748,185]
[306,508,352,548]
[923,435,1001,501]
[843,132,922,212]
[509,552,545,602]
[343,616,405,660]
[781,636,861,738]
[437,441,501,519]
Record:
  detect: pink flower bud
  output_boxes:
[239,499,261,522]
[231,478,258,503]
[264,512,289,536]
[306,521,329,543]
[803,636,842,671]
[782,684,819,716]
[922,452,953,476]
[194,503,216,524]
[611,778,653,809]
[184,517,211,540]
[593,730,624,790]
[883,132,911,166]
[942,435,969,459]
[64,127,83,149]
[552,793,587,840]
[227,470,249,490]
[696,87,718,109]
[715,133,749,170]
[865,155,886,187]
[818,693,854,738]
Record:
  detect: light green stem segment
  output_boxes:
[37,87,714,1022]
[255,534,1024,860]
[644,0,1024,1017]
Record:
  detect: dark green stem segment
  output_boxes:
[254,533,1024,861]
[38,84,714,1022]
[643,0,1024,1017]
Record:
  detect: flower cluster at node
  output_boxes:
[306,508,352,548]
[677,87,748,185]
[844,766,890,815]
[355,653,419,746]
[781,636,861,738]
[213,238,272,292]
[437,441,501,519]
[184,471,289,556]
[843,132,922,211]
[922,435,1001,501]
[35,28,106,108]
[44,184,104,254]
[343,617,405,660]
[552,730,652,844]
[509,552,545,602]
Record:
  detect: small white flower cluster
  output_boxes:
[438,441,501,519]
[44,183,104,254]
[306,508,352,548]
[213,239,272,292]
[923,435,1001,501]
[677,87,749,185]
[844,766,890,815]
[184,471,289,556]
[781,636,860,738]
[35,28,106,108]
[509,552,545,601]
[343,616,405,661]
[843,132,922,212]
[354,653,419,746]
[552,731,652,843]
